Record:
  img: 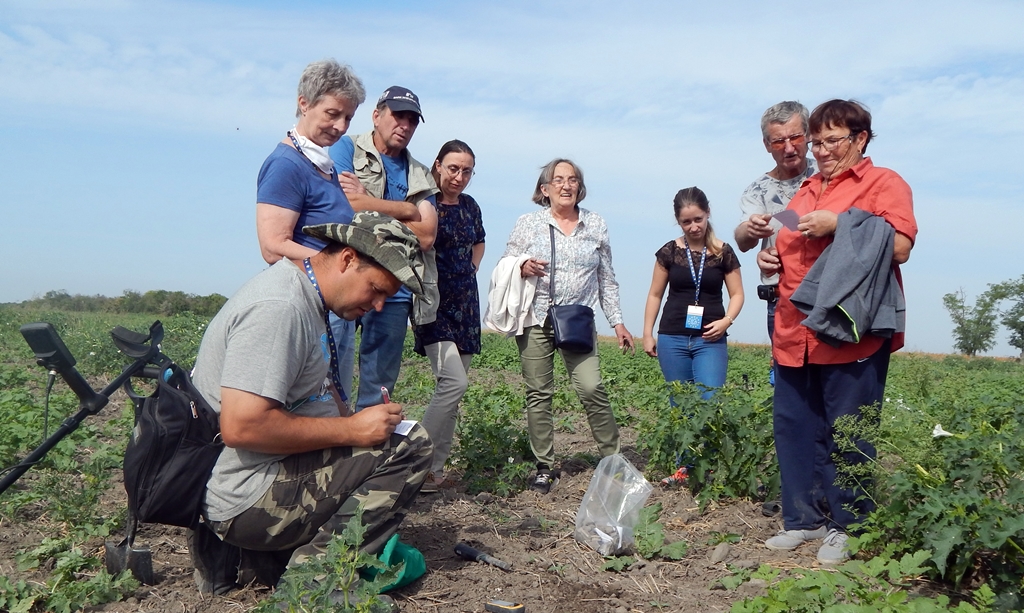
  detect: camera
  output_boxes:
[756,284,778,302]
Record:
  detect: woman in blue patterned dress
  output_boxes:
[414,140,485,492]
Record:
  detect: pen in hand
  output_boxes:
[381,386,404,420]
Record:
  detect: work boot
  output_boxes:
[237,548,291,588]
[187,522,240,595]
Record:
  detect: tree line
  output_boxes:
[6,290,228,317]
[943,274,1024,357]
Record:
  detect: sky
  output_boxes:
[1,0,1023,356]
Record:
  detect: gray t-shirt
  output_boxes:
[738,160,816,285]
[192,259,339,521]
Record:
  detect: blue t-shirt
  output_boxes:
[331,135,432,302]
[330,136,416,203]
[257,143,354,251]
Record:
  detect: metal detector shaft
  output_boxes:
[0,341,153,496]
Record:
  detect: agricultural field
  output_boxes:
[0,306,1022,612]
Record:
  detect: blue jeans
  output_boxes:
[355,300,411,411]
[656,334,728,401]
[328,313,356,402]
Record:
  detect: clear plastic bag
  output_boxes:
[573,453,654,556]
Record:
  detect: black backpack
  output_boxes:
[122,362,223,528]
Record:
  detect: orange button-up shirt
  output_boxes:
[773,158,918,367]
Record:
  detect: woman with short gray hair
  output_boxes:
[254,59,366,401]
[499,158,634,494]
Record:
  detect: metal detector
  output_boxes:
[1,321,173,583]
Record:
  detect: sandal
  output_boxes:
[660,466,689,487]
[420,472,457,494]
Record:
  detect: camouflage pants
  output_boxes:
[207,423,431,568]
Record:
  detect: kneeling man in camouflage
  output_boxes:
[189,211,432,592]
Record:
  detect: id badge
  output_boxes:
[685,305,705,330]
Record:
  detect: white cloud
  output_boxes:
[1,0,1023,354]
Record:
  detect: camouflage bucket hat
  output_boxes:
[303,212,427,297]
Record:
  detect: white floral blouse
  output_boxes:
[501,206,624,328]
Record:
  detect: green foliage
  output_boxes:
[843,396,1024,604]
[943,288,1001,356]
[0,538,139,613]
[601,555,634,572]
[472,333,522,371]
[731,553,996,613]
[451,384,534,496]
[638,383,779,507]
[11,289,227,317]
[988,275,1024,357]
[719,563,780,590]
[254,507,401,613]
[3,308,1024,611]
[707,531,742,546]
[634,503,688,560]
[601,503,689,571]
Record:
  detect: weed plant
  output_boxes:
[602,502,689,571]
[450,383,533,495]
[254,507,400,613]
[638,382,779,507]
[837,397,1024,608]
[1,539,139,613]
[731,554,997,613]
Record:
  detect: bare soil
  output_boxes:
[0,423,833,613]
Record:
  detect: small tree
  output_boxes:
[943,288,1000,356]
[988,275,1024,359]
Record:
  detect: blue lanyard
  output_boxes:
[288,131,335,178]
[302,258,347,402]
[683,239,707,305]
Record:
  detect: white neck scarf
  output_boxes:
[289,129,335,174]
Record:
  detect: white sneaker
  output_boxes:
[764,526,829,550]
[816,529,850,565]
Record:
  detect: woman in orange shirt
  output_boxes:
[756,99,917,565]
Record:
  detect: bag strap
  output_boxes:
[548,225,557,305]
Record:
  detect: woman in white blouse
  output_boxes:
[501,158,634,494]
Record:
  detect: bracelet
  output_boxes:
[723,315,734,324]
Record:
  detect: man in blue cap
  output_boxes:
[330,86,439,411]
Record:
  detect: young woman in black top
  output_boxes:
[642,187,744,401]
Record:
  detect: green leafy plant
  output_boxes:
[634,503,689,560]
[451,383,534,496]
[837,397,1024,606]
[731,553,996,613]
[638,383,779,507]
[718,563,779,590]
[707,531,742,546]
[255,507,401,613]
[1,539,139,613]
[602,503,689,572]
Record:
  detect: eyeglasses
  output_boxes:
[548,177,580,188]
[444,164,474,178]
[810,134,854,152]
[768,134,807,151]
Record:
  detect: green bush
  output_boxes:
[637,382,779,506]
[843,397,1024,607]
[451,383,533,496]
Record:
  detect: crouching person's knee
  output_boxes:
[395,422,433,480]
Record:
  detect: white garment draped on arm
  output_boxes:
[484,255,540,337]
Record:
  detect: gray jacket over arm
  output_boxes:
[790,207,905,347]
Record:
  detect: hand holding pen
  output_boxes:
[381,386,405,420]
